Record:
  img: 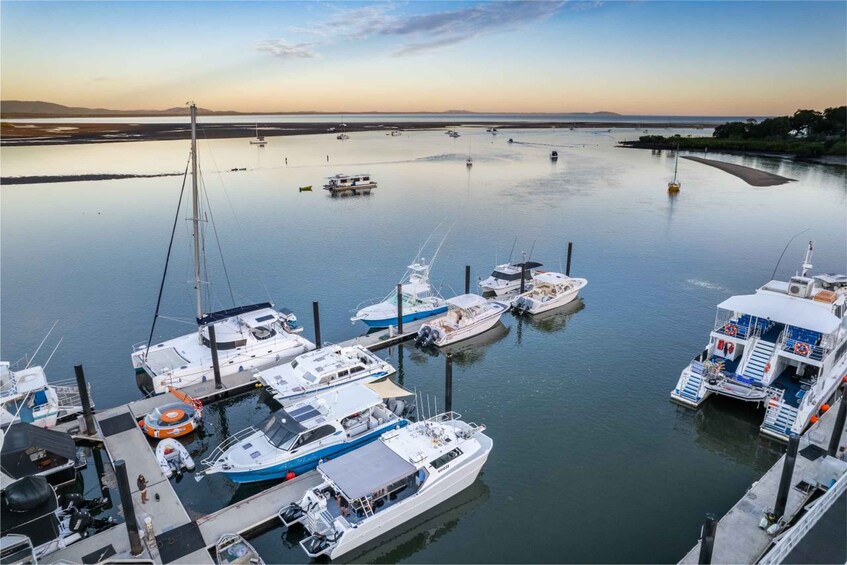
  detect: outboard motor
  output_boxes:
[302,534,331,556]
[59,492,84,510]
[415,326,431,346]
[279,502,305,526]
[425,329,440,347]
[68,507,93,535]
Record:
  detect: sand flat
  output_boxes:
[682,156,795,186]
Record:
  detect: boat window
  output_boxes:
[202,336,247,350]
[261,412,305,450]
[302,371,318,383]
[430,447,463,470]
[491,270,522,281]
[363,177,370,181]
[337,369,349,379]
[295,424,336,447]
[291,360,299,369]
[349,365,364,374]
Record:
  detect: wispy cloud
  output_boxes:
[255,39,318,59]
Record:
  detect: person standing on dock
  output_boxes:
[137,474,148,504]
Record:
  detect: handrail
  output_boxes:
[201,426,259,466]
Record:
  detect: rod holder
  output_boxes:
[74,365,96,435]
[312,301,321,349]
[697,513,716,565]
[396,283,403,334]
[114,460,143,556]
[774,433,800,519]
[208,324,223,390]
[828,383,847,457]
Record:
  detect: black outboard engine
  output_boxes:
[59,492,84,510]
[425,329,440,347]
[302,533,333,556]
[279,502,304,525]
[69,507,93,535]
[415,326,431,346]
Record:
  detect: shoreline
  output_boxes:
[0,120,712,147]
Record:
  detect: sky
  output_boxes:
[1,1,845,115]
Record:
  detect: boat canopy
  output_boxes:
[319,440,416,500]
[197,303,274,326]
[718,292,842,334]
[446,294,489,310]
[364,378,413,399]
[515,261,543,270]
[534,272,570,285]
[1,423,76,479]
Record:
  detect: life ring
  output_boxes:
[726,343,735,354]
[724,324,738,336]
[161,409,185,424]
[794,342,811,356]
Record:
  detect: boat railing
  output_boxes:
[51,378,91,411]
[201,427,259,467]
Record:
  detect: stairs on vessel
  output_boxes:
[743,340,776,382]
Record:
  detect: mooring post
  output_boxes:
[697,513,716,565]
[396,283,404,334]
[519,263,526,293]
[312,301,321,348]
[828,383,847,457]
[445,353,453,414]
[566,241,573,276]
[208,324,223,390]
[464,265,471,294]
[774,433,800,519]
[74,365,96,435]
[114,460,143,556]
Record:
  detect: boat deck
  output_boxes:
[769,368,812,409]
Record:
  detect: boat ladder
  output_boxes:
[360,497,375,518]
[761,394,799,438]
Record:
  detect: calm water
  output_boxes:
[1,126,845,563]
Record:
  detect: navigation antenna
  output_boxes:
[507,236,518,264]
[770,228,810,280]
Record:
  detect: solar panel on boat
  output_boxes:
[288,405,322,422]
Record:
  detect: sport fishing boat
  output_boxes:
[257,345,395,405]
[512,272,588,315]
[671,242,847,441]
[1,362,86,429]
[131,104,314,395]
[415,295,510,348]
[199,381,413,483]
[279,411,492,560]
[479,260,543,296]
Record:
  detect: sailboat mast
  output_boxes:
[190,103,203,327]
[673,146,679,182]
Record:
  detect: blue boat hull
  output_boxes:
[221,419,409,484]
[360,307,448,329]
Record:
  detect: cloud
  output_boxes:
[255,39,318,59]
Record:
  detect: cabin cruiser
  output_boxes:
[133,303,313,395]
[512,272,587,315]
[479,261,542,296]
[257,345,395,405]
[279,411,492,560]
[1,363,86,429]
[323,174,377,196]
[671,242,847,441]
[199,381,412,483]
[416,295,509,348]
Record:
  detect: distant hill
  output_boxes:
[0,100,221,117]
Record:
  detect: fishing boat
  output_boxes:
[155,438,195,478]
[257,345,395,405]
[131,104,314,395]
[140,387,203,439]
[667,146,681,192]
[415,295,510,348]
[551,150,558,161]
[512,272,588,315]
[671,242,847,441]
[215,533,266,565]
[249,124,267,146]
[323,174,377,196]
[199,381,413,484]
[279,411,492,560]
[1,362,86,429]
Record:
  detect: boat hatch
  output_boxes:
[141,347,189,375]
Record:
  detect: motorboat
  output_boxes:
[479,259,543,297]
[486,127,498,135]
[132,104,314,395]
[298,185,312,192]
[337,133,349,140]
[1,362,87,429]
[141,387,203,439]
[215,533,265,565]
[390,130,402,136]
[257,345,395,405]
[279,411,492,560]
[415,295,509,348]
[156,438,195,479]
[199,381,413,484]
[448,131,460,138]
[323,174,377,196]
[671,242,847,441]
[551,150,559,161]
[512,272,587,315]
[466,157,473,168]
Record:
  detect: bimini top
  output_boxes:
[1,423,76,479]
[718,291,842,334]
[534,272,571,285]
[446,294,489,310]
[318,439,416,500]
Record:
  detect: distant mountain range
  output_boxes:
[1,100,623,118]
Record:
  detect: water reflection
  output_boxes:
[524,298,585,333]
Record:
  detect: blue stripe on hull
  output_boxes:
[222,420,409,484]
[360,307,448,329]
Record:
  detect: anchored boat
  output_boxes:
[512,272,587,315]
[668,147,681,193]
[323,173,376,196]
[415,295,510,348]
[279,411,492,560]
[479,261,543,296]
[671,242,847,441]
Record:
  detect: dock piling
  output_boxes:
[827,383,847,457]
[114,460,143,556]
[312,301,321,348]
[397,283,404,334]
[208,324,223,390]
[520,264,526,294]
[465,265,471,294]
[74,365,96,435]
[774,433,800,520]
[697,513,716,564]
[445,353,453,413]
[566,241,573,276]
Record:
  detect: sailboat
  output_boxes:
[249,124,267,146]
[668,146,681,193]
[131,104,314,395]
[466,139,473,167]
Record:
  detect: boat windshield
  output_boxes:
[261,412,306,450]
[491,270,521,281]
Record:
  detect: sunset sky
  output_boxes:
[1,1,845,115]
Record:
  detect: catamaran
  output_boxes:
[512,272,588,315]
[131,104,314,395]
[415,295,510,348]
[671,242,847,441]
[199,381,413,483]
[279,411,492,560]
[257,345,395,405]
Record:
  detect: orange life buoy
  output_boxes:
[726,342,735,354]
[161,409,185,424]
[724,324,738,336]
[794,342,811,356]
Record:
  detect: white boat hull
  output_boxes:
[513,283,584,314]
[420,303,508,347]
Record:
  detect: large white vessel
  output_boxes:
[671,242,847,441]
[415,295,510,348]
[279,412,492,560]
[512,272,588,315]
[1,362,86,429]
[256,345,395,404]
[131,104,314,395]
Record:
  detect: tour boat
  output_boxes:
[215,533,266,565]
[512,272,588,315]
[668,147,681,193]
[1,362,87,429]
[279,411,492,560]
[155,438,195,478]
[257,345,395,405]
[479,260,543,296]
[199,381,413,484]
[671,242,847,441]
[415,295,510,348]
[131,104,314,395]
[323,174,377,196]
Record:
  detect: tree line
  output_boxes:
[713,107,846,141]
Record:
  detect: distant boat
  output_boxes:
[337,133,349,140]
[551,151,558,161]
[324,173,376,196]
[249,124,267,146]
[466,157,473,167]
[448,131,460,138]
[668,146,681,193]
[390,130,402,136]
[216,533,266,565]
[299,185,312,192]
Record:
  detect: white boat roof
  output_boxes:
[319,439,416,500]
[261,345,377,379]
[446,294,489,309]
[328,173,370,179]
[241,308,279,328]
[534,272,570,285]
[717,291,842,334]
[285,383,382,425]
[363,378,413,399]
